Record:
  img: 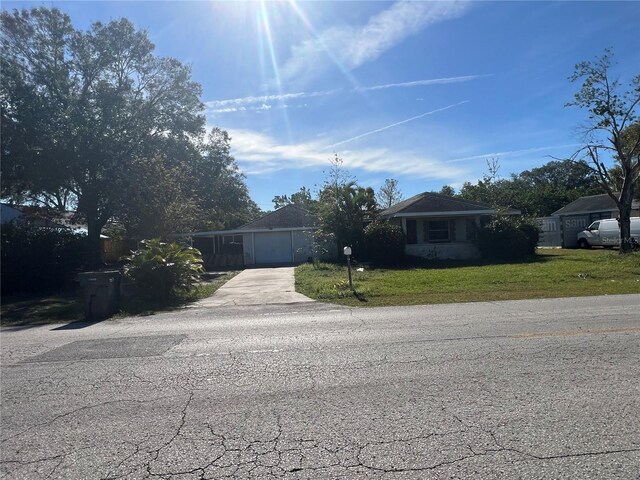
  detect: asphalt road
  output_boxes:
[1,295,639,479]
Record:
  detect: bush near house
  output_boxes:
[364,221,405,265]
[476,215,540,260]
[1,222,87,294]
[123,239,204,300]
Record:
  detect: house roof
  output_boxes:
[1,203,23,223]
[185,204,317,237]
[552,193,638,216]
[0,203,102,235]
[239,204,317,230]
[380,192,505,217]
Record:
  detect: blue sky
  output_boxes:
[5,1,640,210]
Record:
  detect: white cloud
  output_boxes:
[280,1,471,83]
[226,129,468,180]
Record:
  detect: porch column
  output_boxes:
[252,232,256,264]
[291,230,295,262]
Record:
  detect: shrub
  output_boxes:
[364,221,405,266]
[123,239,204,300]
[477,215,540,260]
[1,222,87,294]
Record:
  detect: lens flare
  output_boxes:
[258,1,293,142]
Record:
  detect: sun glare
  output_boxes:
[285,1,372,105]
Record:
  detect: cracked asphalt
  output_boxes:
[1,294,639,479]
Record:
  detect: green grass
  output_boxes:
[117,272,236,316]
[1,272,237,326]
[295,249,640,307]
[1,290,85,326]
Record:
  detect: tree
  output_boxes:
[377,178,403,209]
[567,49,640,253]
[317,155,377,257]
[439,185,456,197]
[514,160,602,215]
[111,129,259,238]
[459,159,602,216]
[272,186,318,213]
[0,8,218,266]
[459,158,518,210]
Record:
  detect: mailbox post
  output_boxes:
[343,246,353,290]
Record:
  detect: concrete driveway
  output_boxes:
[197,267,314,307]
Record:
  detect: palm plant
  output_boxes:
[124,239,204,299]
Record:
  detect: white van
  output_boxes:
[577,217,640,248]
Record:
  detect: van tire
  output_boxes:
[577,239,591,249]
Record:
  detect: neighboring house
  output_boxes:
[1,204,23,224]
[380,192,520,260]
[188,204,317,268]
[1,203,88,232]
[540,193,640,248]
[1,203,119,260]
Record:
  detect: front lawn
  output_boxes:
[295,249,640,307]
[1,272,237,326]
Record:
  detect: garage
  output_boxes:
[186,205,317,268]
[254,231,293,264]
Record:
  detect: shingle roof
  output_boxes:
[552,193,621,216]
[380,192,495,216]
[239,204,317,230]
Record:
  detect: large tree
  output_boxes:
[1,8,255,265]
[459,159,602,216]
[116,129,259,238]
[567,49,640,253]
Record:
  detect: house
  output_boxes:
[188,204,317,268]
[1,203,88,233]
[380,192,519,260]
[1,203,119,260]
[1,204,23,224]
[542,193,640,248]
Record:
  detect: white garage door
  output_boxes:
[254,232,292,264]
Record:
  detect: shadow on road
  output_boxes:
[51,318,105,330]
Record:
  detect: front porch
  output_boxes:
[400,216,481,260]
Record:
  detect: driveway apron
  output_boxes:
[197,267,314,307]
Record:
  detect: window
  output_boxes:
[406,220,417,244]
[466,219,477,242]
[219,235,243,254]
[587,221,600,232]
[223,235,243,245]
[427,220,450,243]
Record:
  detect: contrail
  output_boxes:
[444,144,584,163]
[321,100,469,151]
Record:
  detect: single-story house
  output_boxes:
[541,193,640,248]
[380,192,520,260]
[188,204,317,268]
[1,203,122,261]
[1,204,23,224]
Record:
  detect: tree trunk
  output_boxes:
[86,217,105,269]
[618,178,635,254]
[80,190,108,269]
